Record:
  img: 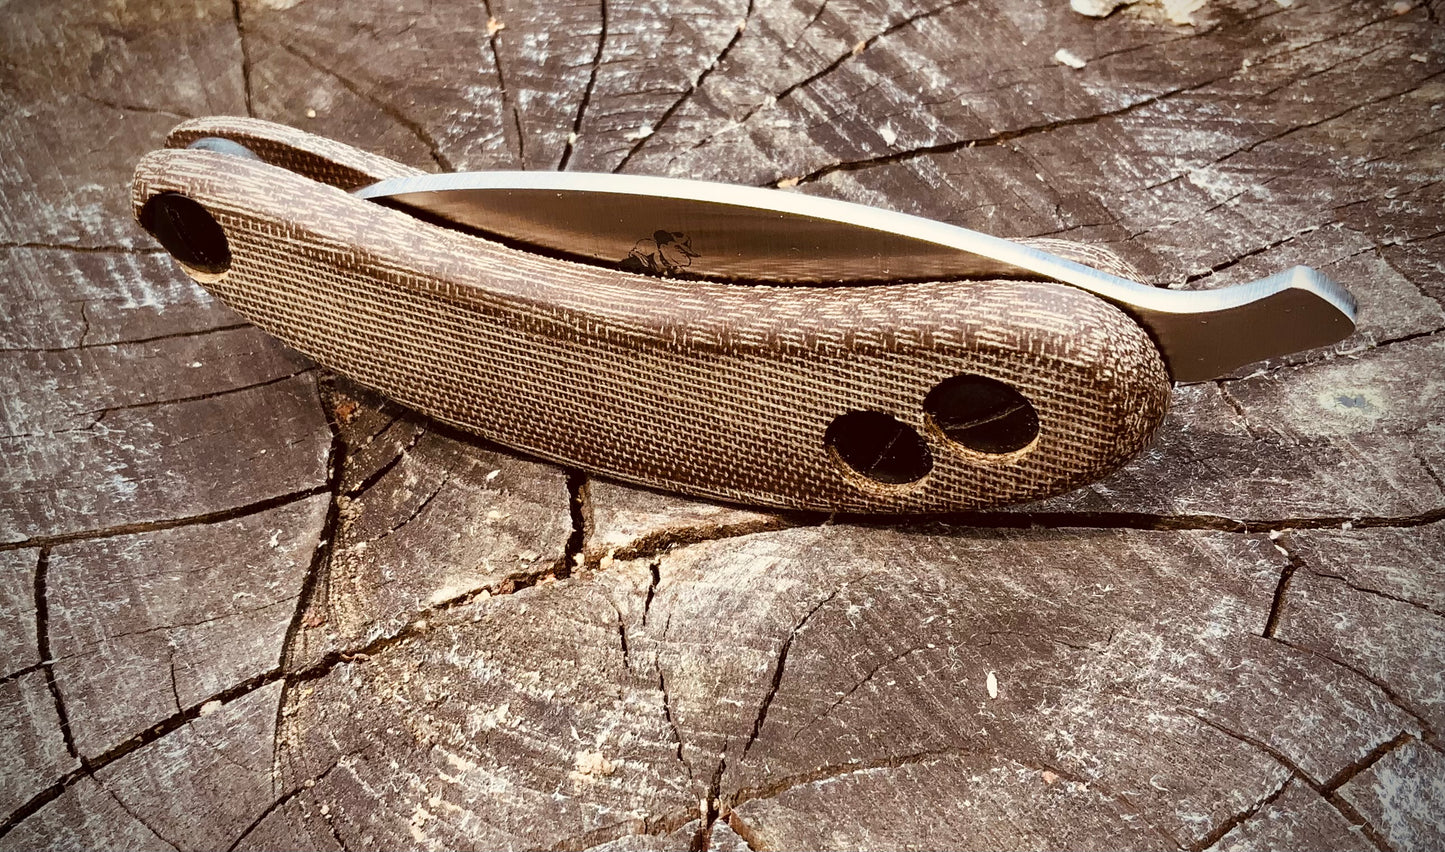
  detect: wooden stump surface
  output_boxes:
[2,0,1443,848]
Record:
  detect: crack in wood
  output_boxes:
[0,666,285,841]
[683,0,965,158]
[777,67,1240,187]
[1302,565,1445,620]
[724,746,1183,848]
[1335,176,1443,215]
[364,458,457,548]
[322,807,353,852]
[33,547,78,760]
[225,753,355,852]
[344,424,427,498]
[767,19,1443,190]
[1182,706,1410,852]
[75,302,91,349]
[0,485,330,553]
[232,0,254,118]
[272,380,347,775]
[1185,771,1293,852]
[657,665,688,774]
[741,589,839,759]
[1179,706,1315,783]
[1261,536,1300,639]
[1324,789,1399,852]
[1268,634,1436,747]
[608,600,631,671]
[724,748,984,807]
[271,40,452,172]
[786,644,932,741]
[1323,732,1415,793]
[590,513,799,570]
[780,0,830,59]
[0,243,167,255]
[477,0,524,166]
[0,662,45,689]
[166,658,183,719]
[691,748,728,852]
[91,770,184,851]
[1215,381,1251,426]
[549,805,702,852]
[557,0,607,171]
[0,322,252,356]
[1203,65,1445,176]
[1,542,562,837]
[1179,224,1318,286]
[613,0,755,174]
[642,559,662,626]
[84,368,316,427]
[1270,529,1445,642]
[722,811,763,851]
[49,596,303,664]
[353,410,406,452]
[1392,226,1445,248]
[561,470,588,577]
[78,93,193,122]
[1247,18,1415,104]
[282,561,570,683]
[770,0,969,109]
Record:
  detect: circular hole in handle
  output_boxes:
[824,411,933,485]
[924,374,1039,455]
[138,192,231,275]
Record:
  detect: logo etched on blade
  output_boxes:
[618,230,700,276]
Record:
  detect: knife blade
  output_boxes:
[354,171,1357,383]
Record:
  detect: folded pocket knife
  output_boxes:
[132,117,1356,514]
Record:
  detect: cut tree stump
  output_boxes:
[2,0,1443,849]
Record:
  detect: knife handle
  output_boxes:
[133,120,1169,514]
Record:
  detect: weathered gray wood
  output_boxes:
[47,496,327,756]
[0,777,178,852]
[272,572,704,850]
[0,373,331,543]
[1273,562,1445,738]
[1289,525,1445,613]
[1336,737,1445,851]
[0,671,76,820]
[1206,778,1373,852]
[632,526,1413,848]
[92,682,285,851]
[0,248,239,352]
[0,683,286,852]
[2,0,1443,847]
[728,751,1174,850]
[0,0,245,248]
[0,551,38,679]
[284,381,574,671]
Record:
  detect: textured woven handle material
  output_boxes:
[133,118,1170,514]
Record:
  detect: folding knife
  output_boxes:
[132,117,1356,514]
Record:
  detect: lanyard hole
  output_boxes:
[824,411,932,485]
[925,375,1039,455]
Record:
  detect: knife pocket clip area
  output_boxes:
[132,117,1357,514]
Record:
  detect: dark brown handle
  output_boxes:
[133,119,1169,514]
